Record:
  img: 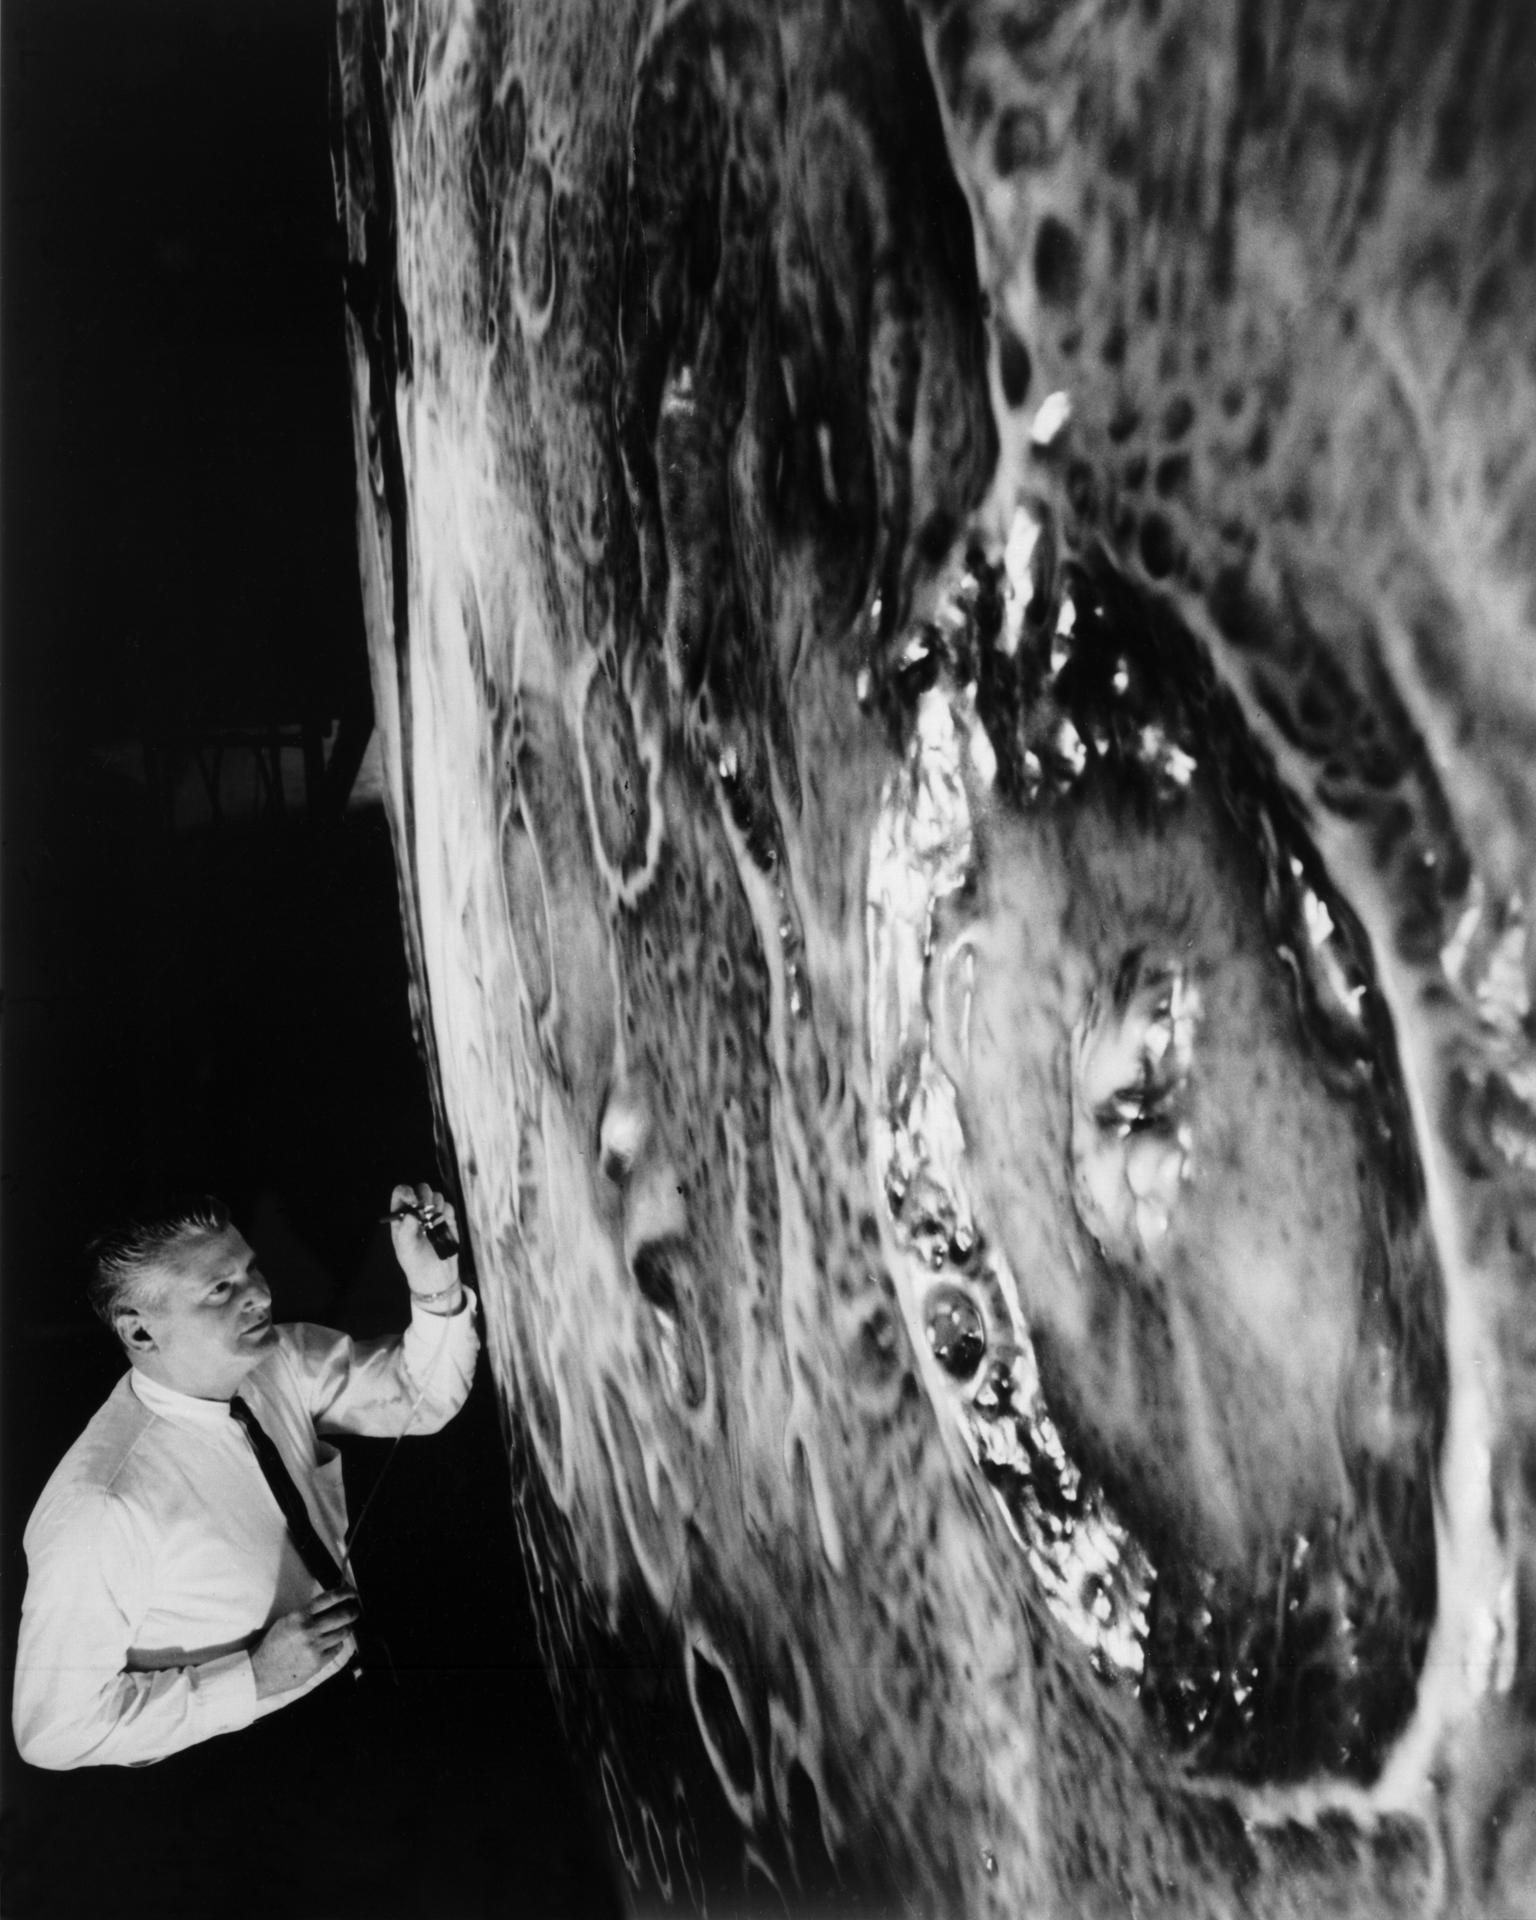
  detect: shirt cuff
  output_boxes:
[409,1283,477,1321]
[194,1650,258,1738]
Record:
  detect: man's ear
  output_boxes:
[114,1308,156,1355]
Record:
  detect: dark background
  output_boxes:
[1,2,617,1912]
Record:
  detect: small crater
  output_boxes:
[687,1641,757,1805]
[787,1761,840,1898]
[513,155,556,326]
[1139,510,1177,578]
[1161,395,1195,441]
[852,1302,902,1390]
[926,1283,986,1381]
[1205,560,1267,648]
[631,1244,707,1411]
[1154,451,1192,499]
[998,327,1033,408]
[602,1377,681,1590]
[1034,214,1084,308]
[503,75,526,175]
[601,1752,641,1884]
[633,1245,678,1312]
[1246,419,1271,467]
[640,1801,671,1900]
[993,102,1049,175]
[461,589,488,687]
[580,668,651,881]
[500,810,552,1012]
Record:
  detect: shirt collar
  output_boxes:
[129,1367,241,1429]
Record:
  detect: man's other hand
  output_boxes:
[388,1182,463,1299]
[250,1588,361,1699]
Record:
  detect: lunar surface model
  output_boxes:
[331,1,1536,1912]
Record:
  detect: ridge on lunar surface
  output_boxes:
[333,0,1536,1911]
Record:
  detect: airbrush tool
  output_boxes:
[380,1196,460,1260]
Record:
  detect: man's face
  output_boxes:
[119,1227,275,1401]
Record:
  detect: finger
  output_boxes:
[310,1583,359,1607]
[310,1617,361,1652]
[308,1601,362,1633]
[308,1589,362,1623]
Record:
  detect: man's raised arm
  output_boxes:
[295,1182,480,1439]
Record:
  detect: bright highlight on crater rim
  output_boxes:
[869,512,1445,1784]
[333,0,1536,1912]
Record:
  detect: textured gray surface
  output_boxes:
[334,2,1536,1911]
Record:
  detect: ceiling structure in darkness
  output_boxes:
[3,0,370,823]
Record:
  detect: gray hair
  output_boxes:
[86,1198,231,1331]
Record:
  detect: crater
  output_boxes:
[687,1638,758,1815]
[998,326,1033,409]
[872,533,1446,1784]
[1033,214,1084,308]
[579,664,653,884]
[512,153,556,330]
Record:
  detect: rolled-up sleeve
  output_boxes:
[292,1290,480,1438]
[13,1488,256,1770]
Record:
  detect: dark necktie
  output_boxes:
[228,1394,345,1591]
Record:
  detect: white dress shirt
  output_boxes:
[13,1294,479,1770]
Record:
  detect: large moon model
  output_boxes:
[331,1,1536,1912]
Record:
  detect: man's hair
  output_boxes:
[85,1198,231,1331]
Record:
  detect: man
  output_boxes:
[12,1182,478,1772]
